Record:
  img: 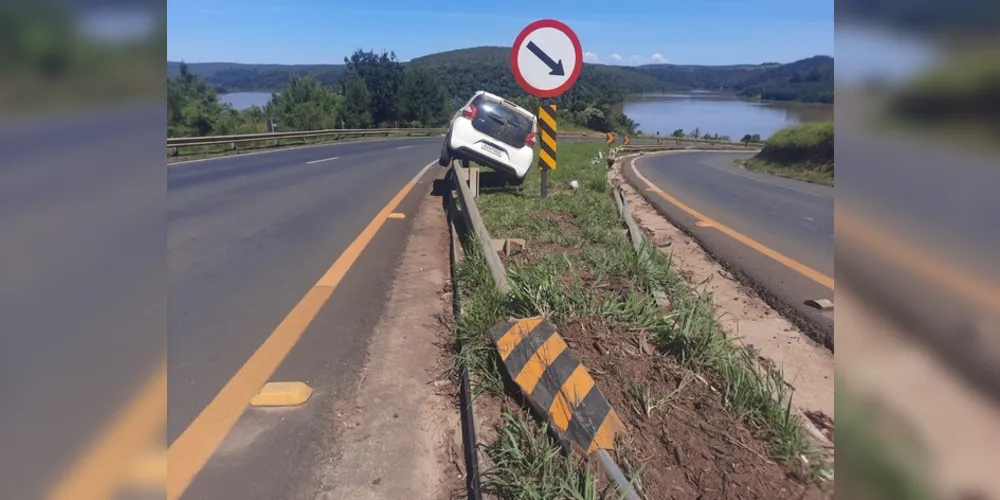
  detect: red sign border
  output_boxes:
[511,19,583,98]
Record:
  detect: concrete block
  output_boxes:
[504,238,526,256]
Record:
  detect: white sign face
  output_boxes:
[512,19,582,98]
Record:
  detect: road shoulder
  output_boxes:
[612,155,834,438]
[624,151,835,349]
[311,169,461,500]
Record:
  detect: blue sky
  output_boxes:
[167,0,832,66]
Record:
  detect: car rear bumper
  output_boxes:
[448,119,532,179]
[451,145,523,178]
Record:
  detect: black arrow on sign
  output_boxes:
[526,41,565,76]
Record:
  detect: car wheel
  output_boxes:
[438,141,451,167]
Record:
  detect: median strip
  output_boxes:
[451,143,831,498]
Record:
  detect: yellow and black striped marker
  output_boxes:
[537,104,557,171]
[606,132,615,144]
[488,317,626,454]
[623,136,631,145]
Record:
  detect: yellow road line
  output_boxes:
[47,359,167,500]
[837,207,1000,313]
[167,161,435,500]
[631,157,834,290]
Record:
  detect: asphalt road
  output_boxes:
[168,136,442,499]
[0,104,166,499]
[626,151,835,346]
[834,123,1000,397]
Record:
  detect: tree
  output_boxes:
[167,62,228,137]
[398,67,450,127]
[672,128,685,137]
[344,49,404,126]
[341,73,373,128]
[689,127,701,139]
[267,75,342,130]
[741,134,753,145]
[751,133,762,143]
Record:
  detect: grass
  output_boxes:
[741,122,834,184]
[880,50,1000,151]
[886,49,1000,131]
[482,412,602,500]
[835,380,934,500]
[453,142,829,497]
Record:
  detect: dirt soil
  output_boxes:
[611,156,835,440]
[312,176,463,500]
[836,285,1000,499]
[496,205,828,499]
[561,317,825,500]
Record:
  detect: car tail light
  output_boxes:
[525,132,536,146]
[462,103,477,119]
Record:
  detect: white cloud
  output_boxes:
[600,52,670,66]
[584,52,600,63]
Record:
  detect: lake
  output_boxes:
[621,92,833,140]
[219,92,274,110]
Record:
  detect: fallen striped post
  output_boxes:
[488,317,626,454]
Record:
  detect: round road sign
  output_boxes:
[511,19,583,98]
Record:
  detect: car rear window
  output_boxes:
[470,95,534,147]
[474,95,533,130]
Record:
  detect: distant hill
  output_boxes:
[168,47,833,104]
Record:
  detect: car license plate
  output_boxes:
[481,143,503,158]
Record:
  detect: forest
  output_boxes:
[167,47,833,137]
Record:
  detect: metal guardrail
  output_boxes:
[166,127,764,150]
[445,176,484,500]
[447,163,639,500]
[166,127,447,148]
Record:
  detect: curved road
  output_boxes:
[626,151,835,346]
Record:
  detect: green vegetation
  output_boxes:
[836,380,934,500]
[742,122,834,184]
[482,412,601,499]
[886,50,1000,140]
[455,143,827,497]
[168,49,833,105]
[1,1,164,113]
[165,47,833,138]
[167,49,452,137]
[639,55,833,103]
[666,128,733,141]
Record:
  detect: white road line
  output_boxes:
[306,156,339,164]
[396,145,413,150]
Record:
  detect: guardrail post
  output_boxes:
[469,168,480,198]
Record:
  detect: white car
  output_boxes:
[439,91,537,185]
